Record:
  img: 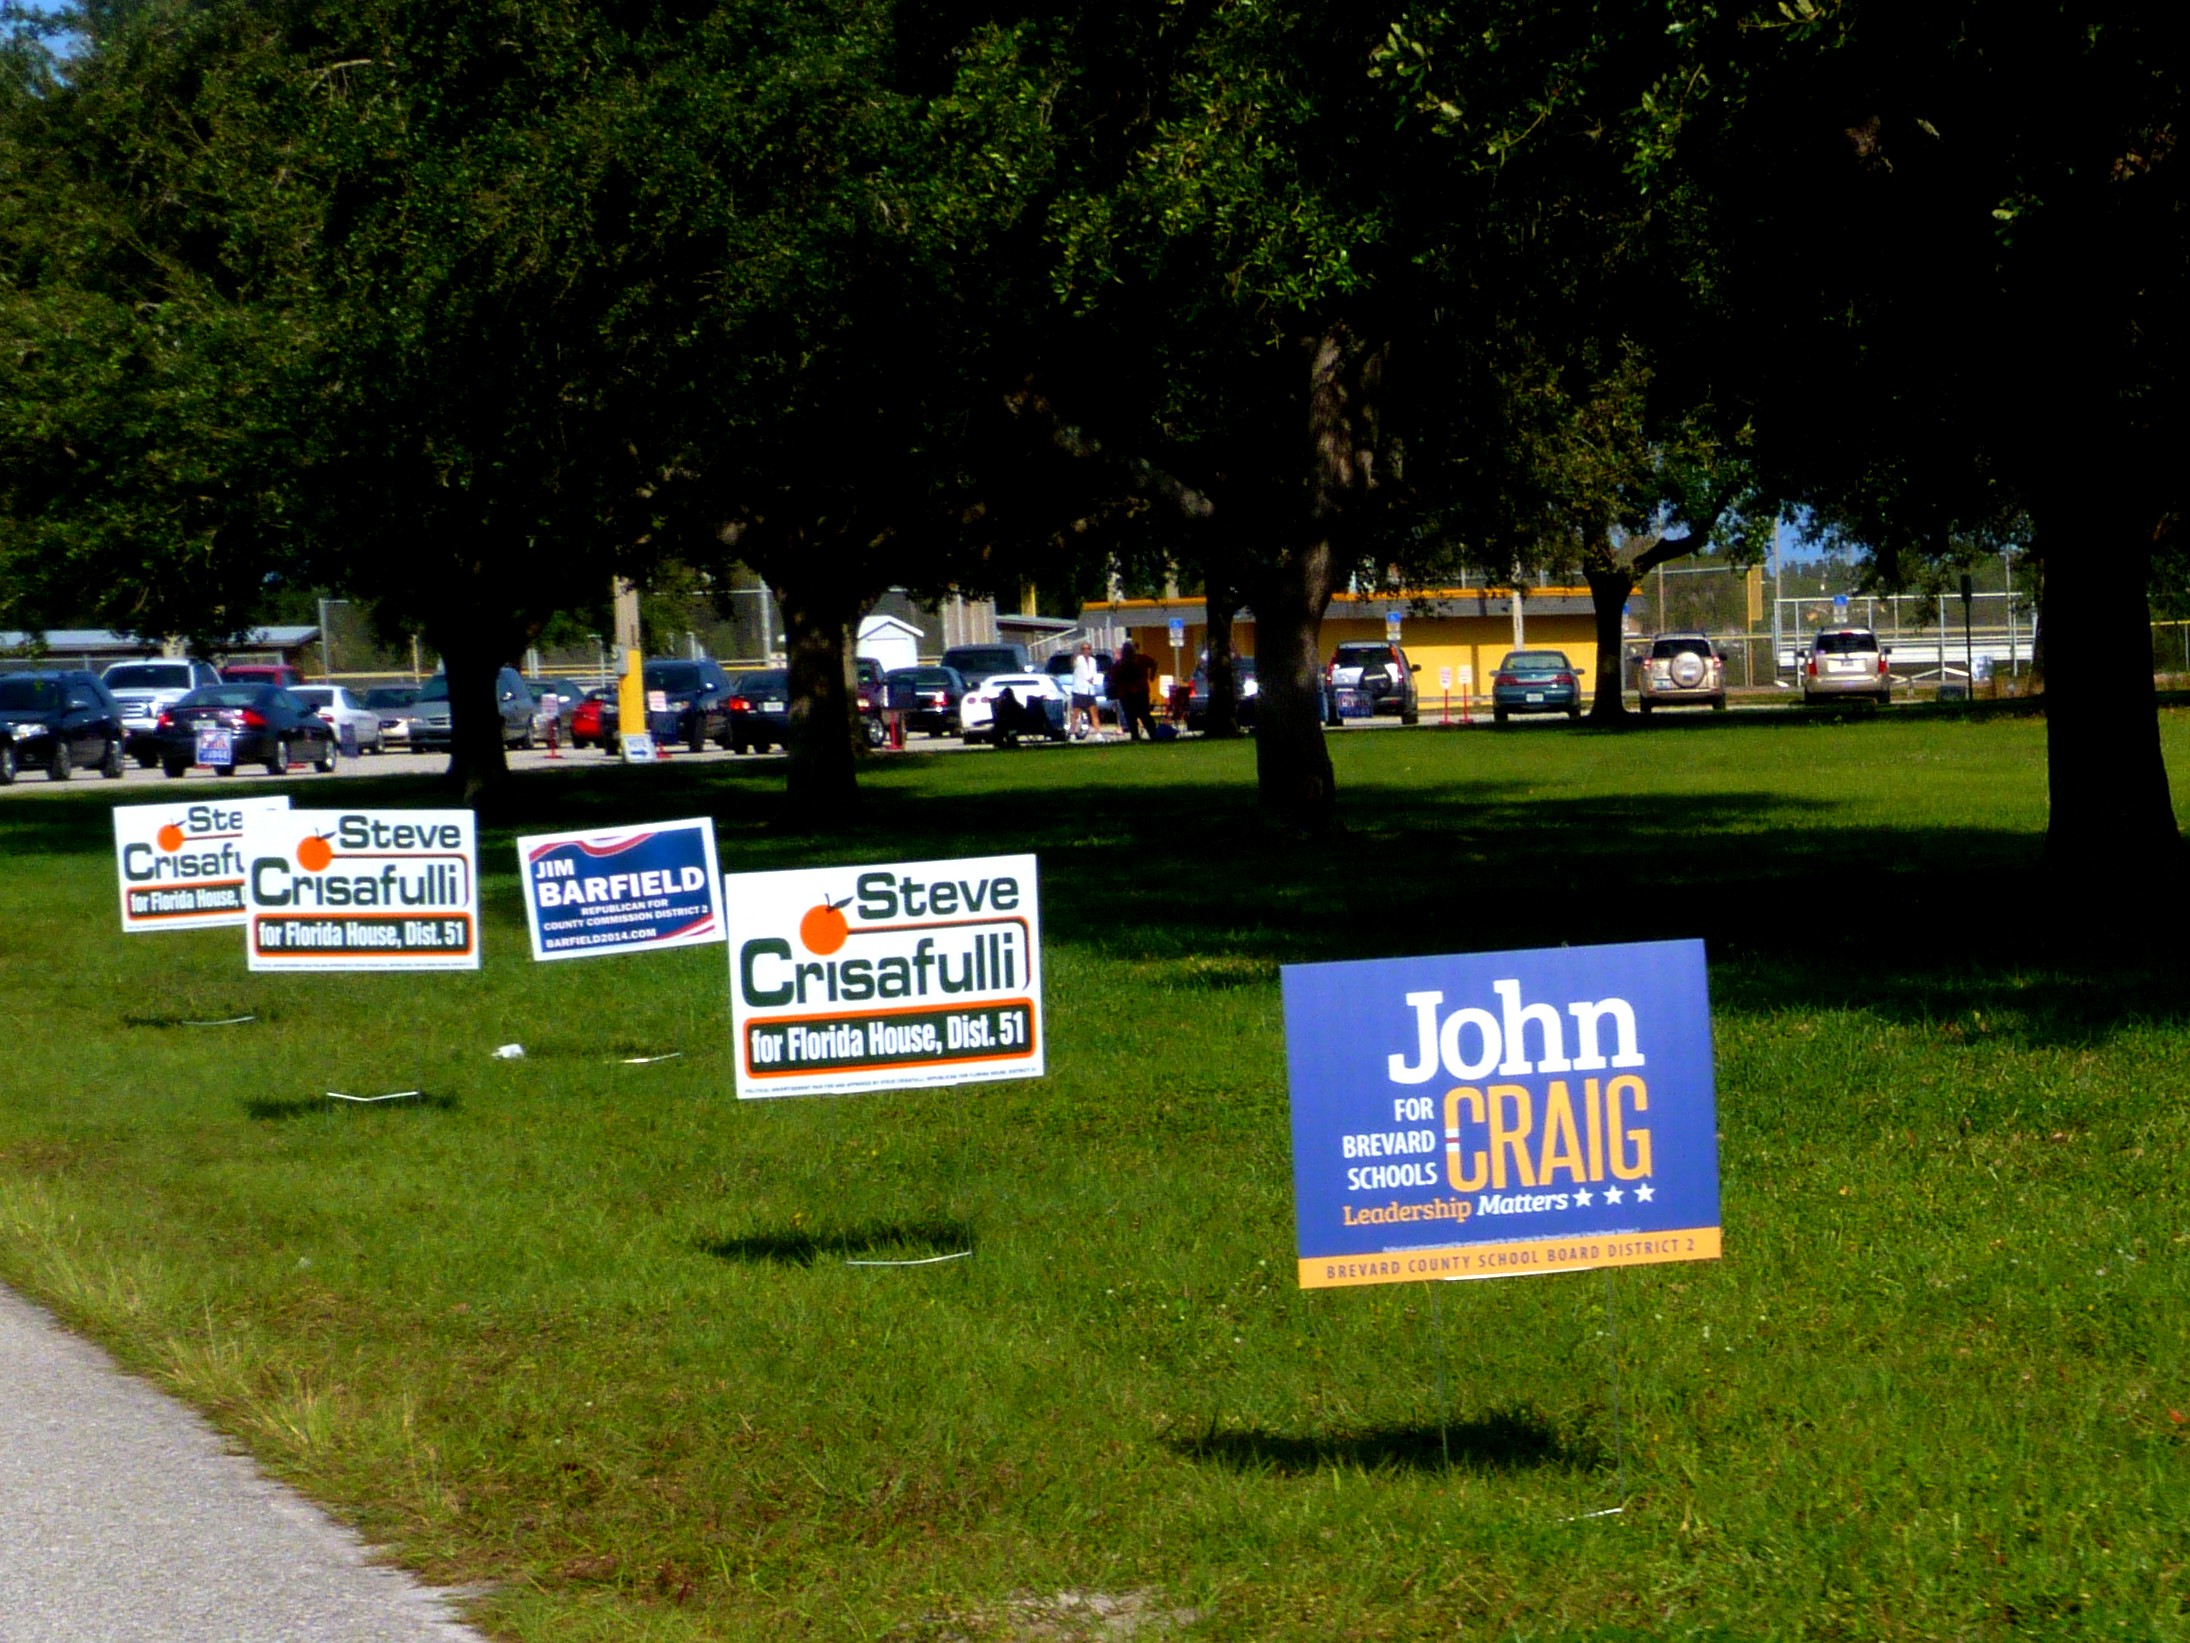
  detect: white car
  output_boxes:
[102,659,224,766]
[289,685,384,753]
[958,672,1068,744]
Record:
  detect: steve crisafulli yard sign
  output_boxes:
[516,818,724,962]
[726,854,1042,1098]
[112,797,289,932]
[1284,939,1720,1289]
[241,809,479,972]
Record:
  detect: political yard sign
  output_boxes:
[113,796,289,932]
[517,819,724,962]
[1284,939,1719,1290]
[727,854,1042,1099]
[241,809,479,972]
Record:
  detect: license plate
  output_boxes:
[1525,692,1544,703]
[762,700,784,713]
[196,727,233,766]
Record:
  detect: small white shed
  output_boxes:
[857,614,924,675]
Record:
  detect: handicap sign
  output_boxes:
[1168,617,1186,649]
[1832,593,1849,613]
[1283,939,1721,1289]
[1385,609,1402,642]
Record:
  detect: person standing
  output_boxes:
[1069,641,1103,740]
[1113,640,1155,741]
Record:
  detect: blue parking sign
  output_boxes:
[1283,940,1721,1289]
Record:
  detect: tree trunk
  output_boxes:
[432,619,510,805]
[1246,324,1381,829]
[774,573,862,821]
[2036,502,2180,891]
[1202,578,1242,739]
[1584,565,1636,723]
[1252,540,1338,830]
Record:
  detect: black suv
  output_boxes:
[0,670,127,783]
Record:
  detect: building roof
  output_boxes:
[0,626,319,655]
[1080,588,1598,625]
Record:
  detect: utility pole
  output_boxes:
[318,597,333,681]
[1960,572,1976,697]
[613,577,645,756]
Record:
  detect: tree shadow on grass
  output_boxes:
[1167,1405,1591,1477]
[244,1093,459,1120]
[703,1220,976,1267]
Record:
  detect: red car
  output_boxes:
[220,662,306,689]
[570,690,610,749]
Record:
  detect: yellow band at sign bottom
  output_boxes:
[1298,1225,1721,1290]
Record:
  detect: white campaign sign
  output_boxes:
[241,808,480,972]
[726,853,1043,1099]
[113,797,291,933]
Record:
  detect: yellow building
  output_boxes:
[1078,588,1604,707]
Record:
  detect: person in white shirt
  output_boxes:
[1069,642,1103,740]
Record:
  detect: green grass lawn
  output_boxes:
[2,710,2188,1641]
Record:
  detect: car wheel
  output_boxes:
[101,738,125,778]
[267,738,291,777]
[0,743,14,785]
[753,738,771,755]
[1400,706,1419,726]
[1493,708,1509,726]
[314,739,337,773]
[214,763,236,777]
[688,724,707,755]
[163,757,188,779]
[1637,699,1654,717]
[863,718,885,749]
[1711,696,1728,711]
[1566,706,1581,721]
[47,741,71,781]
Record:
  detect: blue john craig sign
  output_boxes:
[1283,939,1721,1289]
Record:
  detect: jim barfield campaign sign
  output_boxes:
[726,854,1042,1098]
[1284,939,1720,1289]
[516,818,724,962]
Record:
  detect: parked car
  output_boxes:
[1637,632,1727,715]
[883,666,968,737]
[409,667,538,753]
[724,669,792,754]
[959,672,1068,744]
[1326,641,1420,724]
[0,670,127,783]
[636,659,737,751]
[855,657,888,747]
[1186,655,1258,731]
[570,688,611,749]
[151,684,336,777]
[1802,626,1892,707]
[361,685,423,751]
[940,643,1031,688]
[101,659,223,765]
[288,685,385,753]
[219,662,306,689]
[522,676,591,744]
[1490,650,1583,724]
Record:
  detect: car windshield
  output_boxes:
[986,675,1047,691]
[1815,631,1877,654]
[945,648,1021,675]
[1651,638,1712,659]
[0,678,61,711]
[416,676,450,701]
[290,688,334,708]
[104,664,194,690]
[178,686,269,708]
[1503,652,1571,671]
[892,670,954,688]
[646,663,703,692]
[1334,646,1393,664]
[737,672,788,695]
[362,687,418,707]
